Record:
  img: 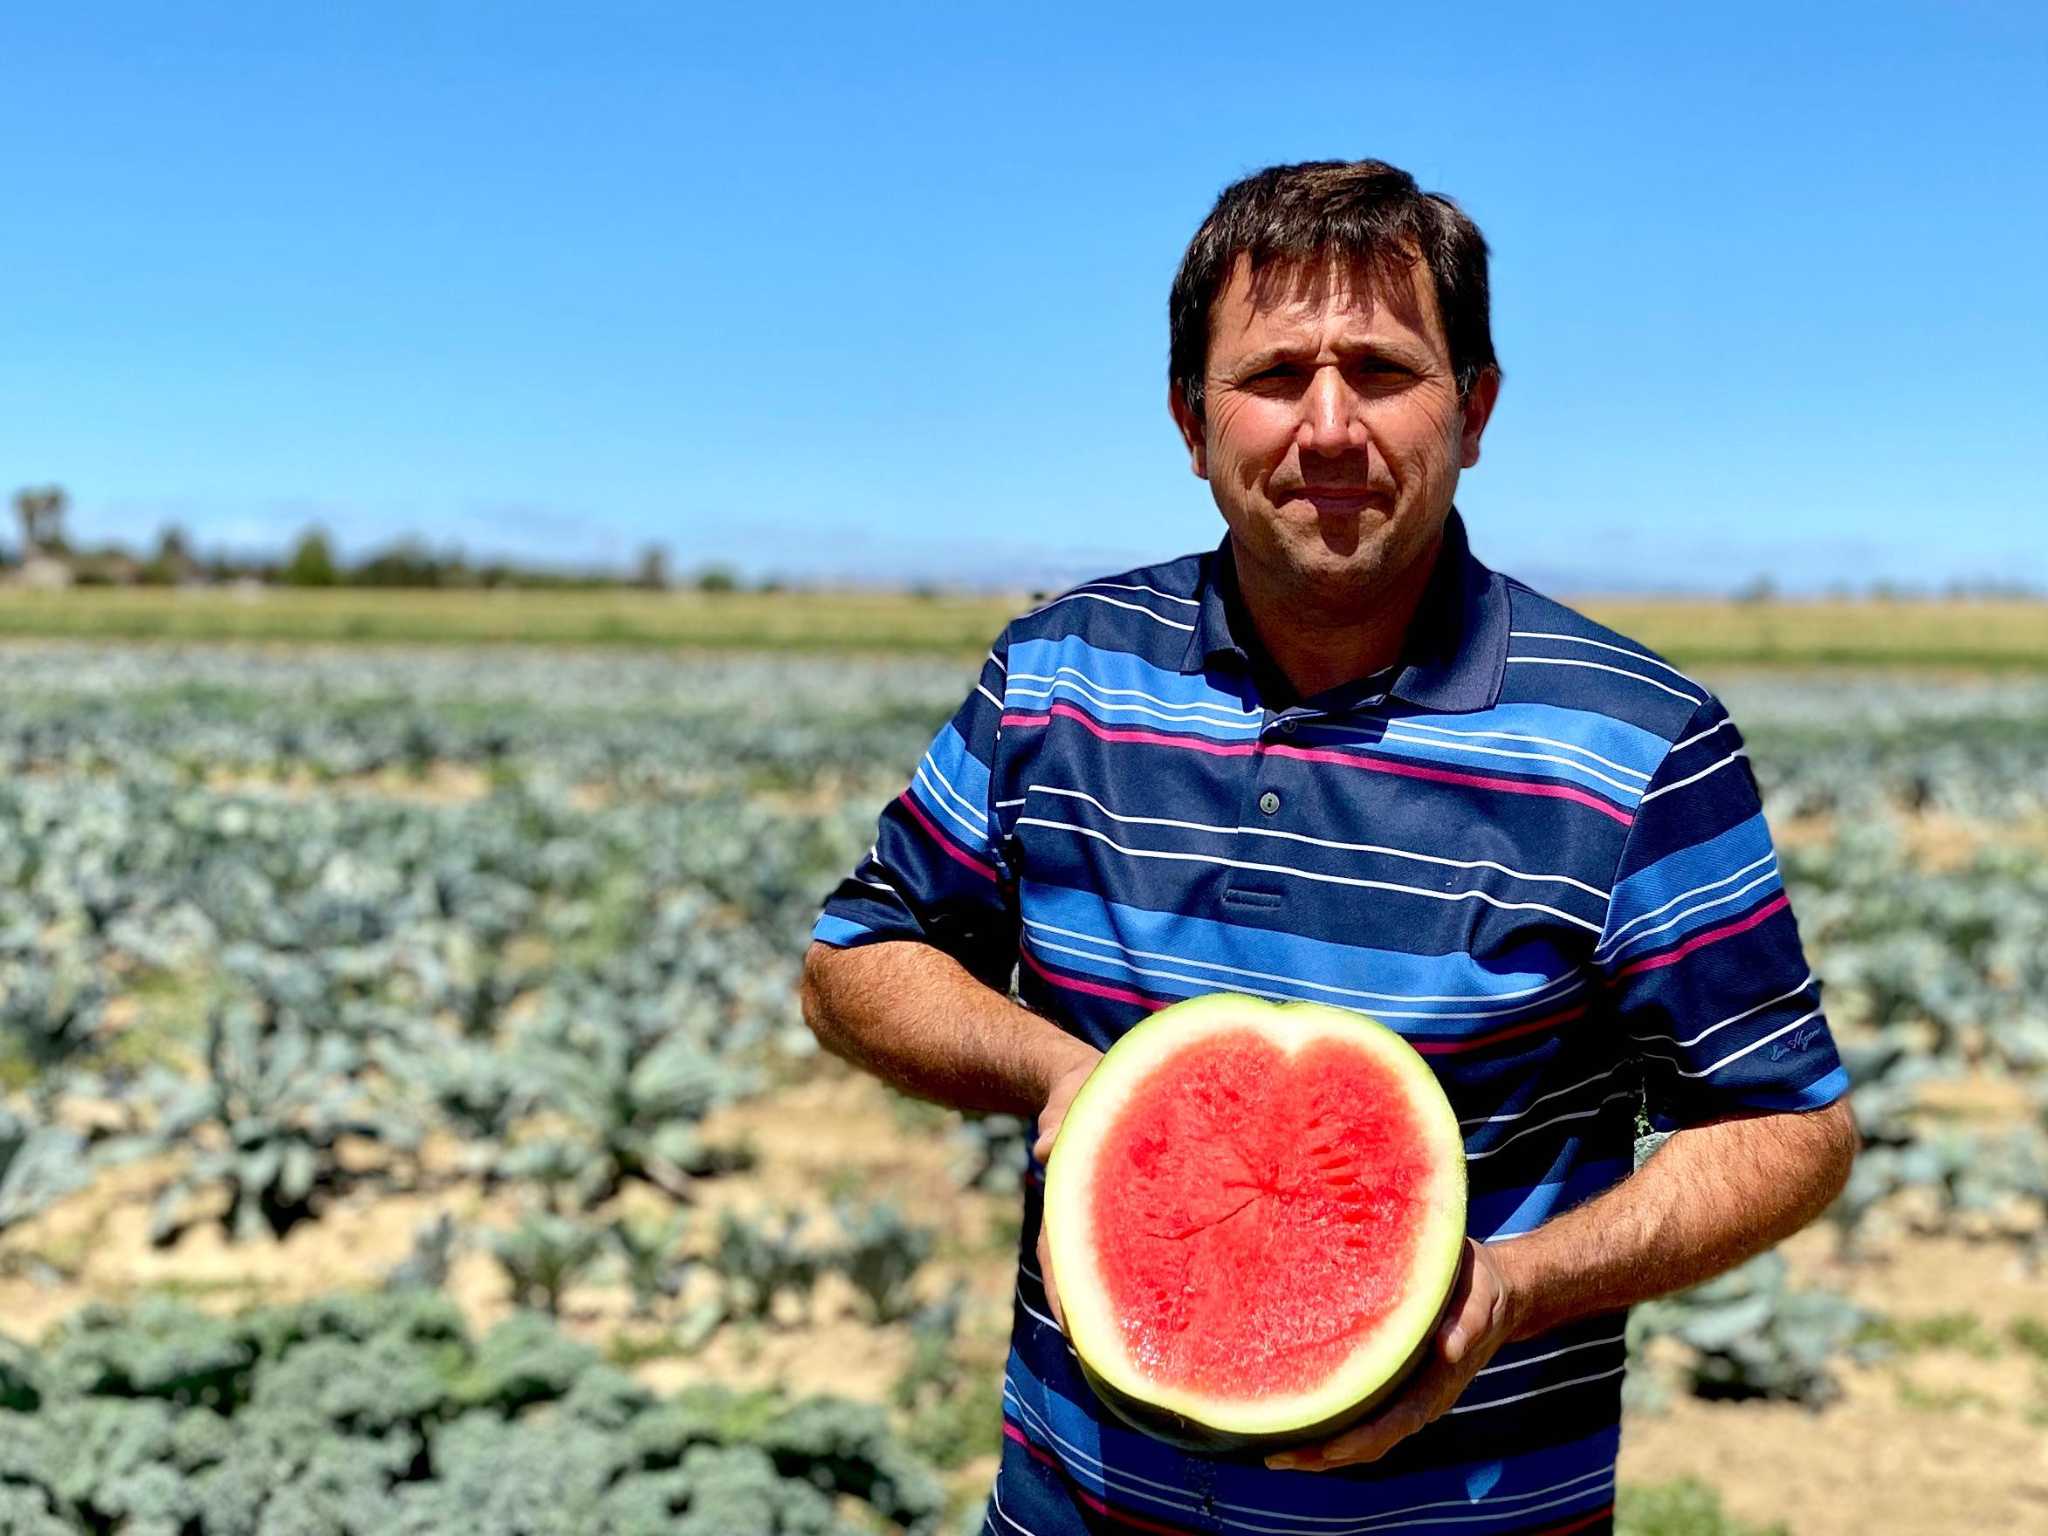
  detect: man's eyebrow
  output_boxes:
[1226,337,1429,375]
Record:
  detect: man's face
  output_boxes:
[1172,250,1499,609]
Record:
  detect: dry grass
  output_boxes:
[0,587,1018,654]
[1,587,2042,668]
[1579,597,2048,671]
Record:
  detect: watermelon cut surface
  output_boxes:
[1044,994,1468,1450]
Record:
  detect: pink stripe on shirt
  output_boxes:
[1002,702,1634,826]
[1615,893,1790,978]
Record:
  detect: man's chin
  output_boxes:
[1310,506,1369,559]
[1225,504,1429,591]
[1299,511,1400,575]
[1282,546,1398,604]
[1263,516,1445,606]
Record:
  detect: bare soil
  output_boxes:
[201,762,497,806]
[1773,809,2048,870]
[1620,1226,2048,1536]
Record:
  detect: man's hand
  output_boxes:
[1031,1050,1103,1332]
[1264,1239,1520,1471]
[1258,1100,1856,1471]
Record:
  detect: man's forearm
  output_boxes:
[1492,1099,1859,1341]
[799,939,1099,1118]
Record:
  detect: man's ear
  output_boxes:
[1457,368,1502,470]
[1168,384,1209,479]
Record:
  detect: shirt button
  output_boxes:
[1258,791,1281,816]
[1277,717,1296,734]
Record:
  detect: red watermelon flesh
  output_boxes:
[1091,1028,1433,1398]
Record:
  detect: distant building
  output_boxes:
[12,555,75,589]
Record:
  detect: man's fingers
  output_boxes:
[1266,1348,1465,1470]
[1337,1401,1433,1461]
[1032,1100,1061,1163]
[1035,1093,1072,1162]
[1033,1055,1100,1166]
[1268,1395,1437,1471]
[1030,1055,1101,1337]
[1436,1240,1494,1365]
[1275,1249,1507,1469]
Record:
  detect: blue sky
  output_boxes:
[3,2,2042,592]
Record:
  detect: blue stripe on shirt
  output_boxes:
[1006,634,1261,740]
[1473,1156,1631,1240]
[1601,811,1778,960]
[812,913,874,946]
[1002,1347,1621,1536]
[1020,881,1579,1019]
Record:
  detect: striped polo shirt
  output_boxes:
[812,507,1847,1536]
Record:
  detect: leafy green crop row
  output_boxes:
[0,1290,945,1534]
[0,762,856,1245]
[2,646,2044,1438]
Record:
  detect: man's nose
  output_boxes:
[1295,366,1366,457]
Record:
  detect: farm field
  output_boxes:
[1,587,2045,670]
[1,640,2045,1535]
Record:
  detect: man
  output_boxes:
[802,160,1856,1536]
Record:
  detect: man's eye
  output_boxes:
[1244,362,1408,388]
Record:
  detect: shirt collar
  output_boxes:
[1178,506,1508,714]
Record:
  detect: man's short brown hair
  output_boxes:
[1168,159,1499,425]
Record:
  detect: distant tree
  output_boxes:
[139,524,197,586]
[694,564,739,594]
[1733,573,1779,604]
[353,538,464,588]
[1944,575,2042,600]
[69,544,143,586]
[13,485,69,556]
[283,527,339,587]
[634,543,670,591]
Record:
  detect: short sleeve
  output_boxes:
[1593,693,1849,1130]
[810,630,1020,993]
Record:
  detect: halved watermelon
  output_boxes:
[1043,993,1468,1451]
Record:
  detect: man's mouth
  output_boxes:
[1287,487,1383,504]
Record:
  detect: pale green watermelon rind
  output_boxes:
[1071,1278,1459,1454]
[1043,993,1469,1449]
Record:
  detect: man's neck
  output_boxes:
[1231,529,1444,703]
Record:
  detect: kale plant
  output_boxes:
[508,991,757,1208]
[0,955,108,1108]
[483,1208,608,1317]
[0,1291,945,1534]
[711,1208,832,1325]
[140,999,420,1245]
[608,1210,697,1319]
[833,1199,936,1325]
[1629,1252,1876,1408]
[0,1107,88,1235]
